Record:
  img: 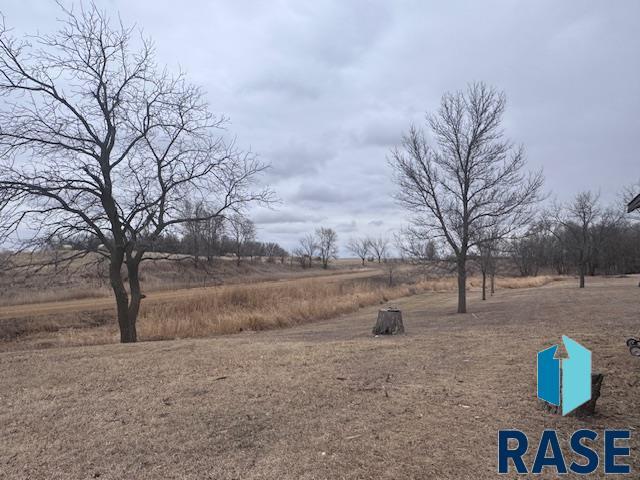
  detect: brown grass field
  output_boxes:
[0,254,370,308]
[0,262,558,351]
[1,275,639,479]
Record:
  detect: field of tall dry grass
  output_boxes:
[0,263,564,351]
[137,274,562,341]
[0,252,371,307]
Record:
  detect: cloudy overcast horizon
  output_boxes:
[2,1,639,254]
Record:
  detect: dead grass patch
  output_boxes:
[0,285,113,307]
[0,273,562,351]
[2,276,638,479]
[469,274,564,289]
[138,275,561,341]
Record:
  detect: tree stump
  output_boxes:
[574,373,604,417]
[372,308,404,335]
[541,373,604,417]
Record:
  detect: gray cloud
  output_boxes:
[4,0,639,255]
[252,209,326,225]
[264,140,335,179]
[335,220,358,234]
[289,183,360,205]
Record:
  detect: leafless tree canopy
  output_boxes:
[294,233,318,268]
[368,236,389,263]
[228,214,256,266]
[347,237,370,266]
[510,206,640,280]
[543,191,620,288]
[390,82,543,313]
[395,227,438,265]
[509,225,548,277]
[316,227,338,269]
[181,200,226,265]
[0,5,271,342]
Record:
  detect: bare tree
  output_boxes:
[395,227,439,265]
[263,242,277,262]
[369,236,389,263]
[297,234,318,268]
[545,192,618,288]
[478,237,499,300]
[316,227,338,269]
[0,5,271,342]
[182,200,208,266]
[390,82,543,313]
[263,242,286,263]
[201,215,226,262]
[385,258,396,286]
[292,247,306,268]
[347,237,370,266]
[509,225,549,277]
[228,215,256,266]
[182,200,227,262]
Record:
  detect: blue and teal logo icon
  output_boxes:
[537,335,591,415]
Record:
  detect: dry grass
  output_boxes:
[0,285,113,307]
[2,276,639,479]
[138,274,561,341]
[492,274,565,289]
[0,251,372,307]
[0,273,561,351]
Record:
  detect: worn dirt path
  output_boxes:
[0,268,382,320]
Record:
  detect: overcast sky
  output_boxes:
[3,1,639,253]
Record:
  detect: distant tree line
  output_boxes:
[57,205,289,267]
[509,191,640,283]
[394,188,640,296]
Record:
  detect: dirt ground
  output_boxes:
[1,276,639,479]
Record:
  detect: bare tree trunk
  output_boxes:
[579,263,585,288]
[482,270,487,301]
[109,251,136,343]
[490,273,495,296]
[126,257,142,342]
[457,258,467,313]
